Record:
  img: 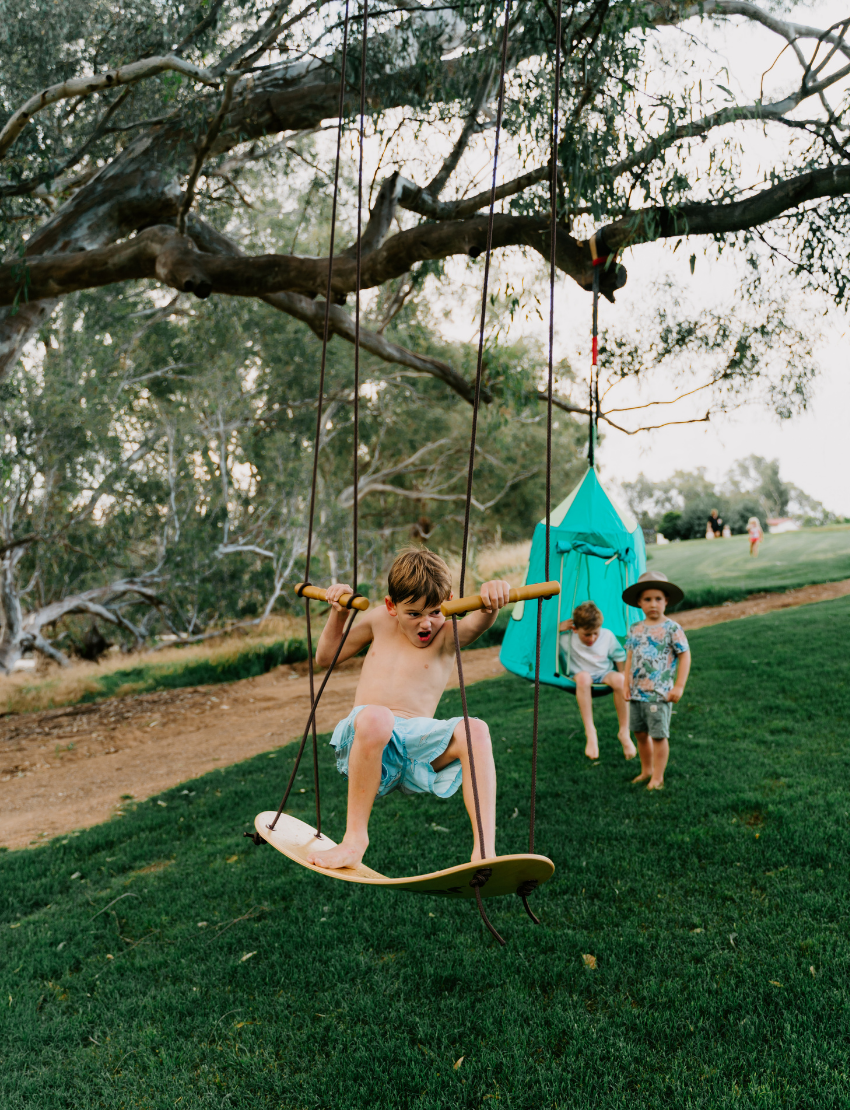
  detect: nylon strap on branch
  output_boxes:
[267,0,356,835]
[451,0,513,948]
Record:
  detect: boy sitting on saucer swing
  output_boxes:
[622,571,692,791]
[306,548,511,870]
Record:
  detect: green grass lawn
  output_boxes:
[647,524,850,609]
[2,599,849,1108]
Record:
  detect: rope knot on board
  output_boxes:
[469,867,493,889]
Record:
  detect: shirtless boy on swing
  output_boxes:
[306,548,511,871]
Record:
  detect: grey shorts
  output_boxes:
[629,701,672,739]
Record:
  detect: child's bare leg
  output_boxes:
[433,718,496,861]
[573,672,598,759]
[647,739,669,789]
[602,672,636,759]
[632,731,653,783]
[307,705,393,868]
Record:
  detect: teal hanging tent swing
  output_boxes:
[499,466,647,697]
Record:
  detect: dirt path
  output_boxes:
[674,576,850,630]
[3,577,848,850]
[0,649,507,850]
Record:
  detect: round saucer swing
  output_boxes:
[247,0,573,943]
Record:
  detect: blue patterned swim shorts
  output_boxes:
[330,706,465,799]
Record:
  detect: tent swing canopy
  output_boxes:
[499,466,647,696]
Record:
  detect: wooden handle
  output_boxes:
[440,580,560,617]
[294,584,370,611]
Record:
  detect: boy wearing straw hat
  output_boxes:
[621,571,691,790]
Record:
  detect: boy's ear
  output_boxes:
[385,595,396,615]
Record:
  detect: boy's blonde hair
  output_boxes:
[387,547,452,609]
[573,600,603,631]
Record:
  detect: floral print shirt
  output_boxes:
[625,619,690,702]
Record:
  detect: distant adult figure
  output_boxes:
[706,508,723,541]
[747,516,763,557]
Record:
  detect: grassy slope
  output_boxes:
[3,613,512,716]
[2,600,849,1109]
[648,525,850,606]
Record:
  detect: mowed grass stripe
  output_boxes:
[1,599,849,1109]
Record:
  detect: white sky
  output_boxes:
[292,1,850,514]
[449,0,850,516]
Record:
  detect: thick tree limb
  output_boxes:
[597,162,850,251]
[0,215,623,305]
[6,158,849,312]
[0,56,221,159]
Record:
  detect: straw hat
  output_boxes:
[622,570,684,608]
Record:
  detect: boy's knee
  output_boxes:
[457,717,491,752]
[609,671,624,689]
[574,671,591,687]
[354,705,394,748]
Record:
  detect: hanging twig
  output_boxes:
[176,74,239,235]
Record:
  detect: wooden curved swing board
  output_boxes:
[255,812,554,900]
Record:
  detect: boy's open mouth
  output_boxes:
[417,630,431,642]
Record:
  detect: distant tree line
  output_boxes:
[622,457,837,543]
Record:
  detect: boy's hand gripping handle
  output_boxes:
[440,581,560,617]
[294,584,370,611]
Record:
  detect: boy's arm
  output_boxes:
[315,583,375,667]
[668,650,691,702]
[454,579,512,648]
[623,648,632,691]
[558,618,575,632]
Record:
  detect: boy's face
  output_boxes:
[385,593,447,648]
[638,588,668,621]
[575,626,601,646]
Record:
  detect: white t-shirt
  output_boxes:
[559,627,626,678]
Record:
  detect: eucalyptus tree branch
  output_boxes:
[183,214,490,402]
[0,56,221,159]
[395,165,551,221]
[424,62,496,198]
[606,81,847,183]
[656,0,850,63]
[212,0,300,77]
[173,0,228,56]
[596,162,850,252]
[177,75,239,234]
[4,156,850,321]
[69,434,166,527]
[0,88,138,199]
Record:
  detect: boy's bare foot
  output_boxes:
[647,779,665,791]
[584,730,599,759]
[306,836,367,869]
[618,731,637,759]
[631,770,652,784]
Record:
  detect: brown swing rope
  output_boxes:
[451,0,513,947]
[267,0,364,835]
[522,0,562,927]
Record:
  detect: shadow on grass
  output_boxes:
[2,599,849,1108]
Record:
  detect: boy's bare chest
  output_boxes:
[362,631,452,685]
